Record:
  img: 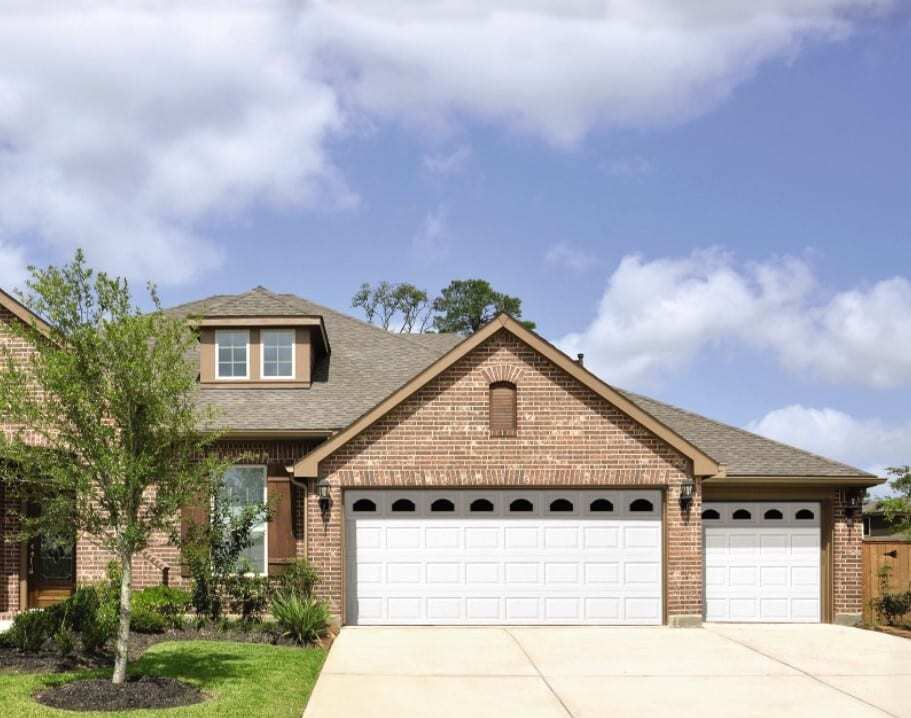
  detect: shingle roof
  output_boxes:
[168,288,462,432]
[618,389,873,478]
[169,288,872,478]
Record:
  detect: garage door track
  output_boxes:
[304,624,911,718]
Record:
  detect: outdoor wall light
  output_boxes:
[679,478,695,511]
[317,478,332,519]
[844,490,862,527]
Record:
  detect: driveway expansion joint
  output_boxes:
[707,628,900,718]
[504,628,575,718]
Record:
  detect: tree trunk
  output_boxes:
[112,553,133,684]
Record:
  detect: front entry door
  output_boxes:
[27,530,75,609]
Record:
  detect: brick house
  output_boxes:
[0,286,880,625]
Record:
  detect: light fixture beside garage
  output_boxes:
[842,489,863,527]
[317,478,332,520]
[679,478,695,511]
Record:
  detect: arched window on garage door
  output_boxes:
[352,498,376,512]
[629,498,654,512]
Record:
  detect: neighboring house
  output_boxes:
[863,501,909,541]
[0,286,881,625]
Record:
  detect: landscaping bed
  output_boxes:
[35,675,204,712]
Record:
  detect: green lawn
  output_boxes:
[0,641,327,717]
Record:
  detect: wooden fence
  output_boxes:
[863,539,911,623]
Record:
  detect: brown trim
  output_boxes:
[200,381,311,389]
[702,485,834,623]
[661,486,669,626]
[221,430,333,440]
[295,314,722,478]
[712,476,881,487]
[199,316,323,327]
[19,539,28,611]
[0,287,53,338]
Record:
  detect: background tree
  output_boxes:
[880,465,911,538]
[0,251,223,684]
[352,281,431,332]
[432,279,536,334]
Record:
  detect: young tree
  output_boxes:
[0,251,223,684]
[432,279,536,334]
[880,465,911,538]
[352,281,432,332]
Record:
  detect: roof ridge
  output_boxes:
[618,388,872,477]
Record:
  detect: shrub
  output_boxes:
[7,610,58,653]
[133,586,191,629]
[130,607,169,634]
[271,591,329,645]
[53,625,76,657]
[224,573,270,624]
[874,590,911,626]
[278,560,319,599]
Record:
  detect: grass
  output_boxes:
[0,640,327,717]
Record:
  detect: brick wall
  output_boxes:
[834,488,865,617]
[308,330,702,622]
[74,438,322,589]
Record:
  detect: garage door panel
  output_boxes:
[704,502,820,623]
[347,489,663,625]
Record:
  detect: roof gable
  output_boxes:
[0,288,53,337]
[294,314,722,477]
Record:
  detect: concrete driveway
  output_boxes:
[304,624,911,718]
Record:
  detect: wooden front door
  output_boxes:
[26,528,75,609]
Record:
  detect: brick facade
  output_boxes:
[834,488,865,618]
[307,330,703,621]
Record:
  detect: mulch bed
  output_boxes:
[34,676,204,712]
[871,624,911,640]
[0,650,109,674]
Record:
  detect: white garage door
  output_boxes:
[345,489,662,625]
[703,502,821,623]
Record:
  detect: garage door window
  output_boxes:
[629,498,654,512]
[352,498,376,512]
[763,509,783,520]
[549,498,574,512]
[391,498,416,512]
[732,508,751,520]
[509,498,534,512]
[431,498,455,512]
[795,508,814,520]
[590,498,614,512]
[702,508,720,520]
[470,498,494,512]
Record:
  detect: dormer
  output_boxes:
[194,288,330,388]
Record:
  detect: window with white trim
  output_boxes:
[261,329,294,379]
[216,330,249,379]
[220,465,267,575]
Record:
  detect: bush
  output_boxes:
[873,590,911,626]
[224,574,270,624]
[133,586,191,629]
[7,610,58,653]
[278,560,319,599]
[271,591,329,645]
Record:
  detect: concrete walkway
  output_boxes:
[304,624,911,718]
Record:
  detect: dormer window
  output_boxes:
[216,329,249,379]
[262,329,294,379]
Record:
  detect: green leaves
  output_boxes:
[880,465,911,539]
[432,278,535,334]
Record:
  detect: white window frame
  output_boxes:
[215,329,250,380]
[260,328,295,380]
[219,464,268,576]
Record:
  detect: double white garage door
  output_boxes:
[345,489,663,625]
[345,492,822,625]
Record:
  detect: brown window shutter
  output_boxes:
[267,477,296,573]
[489,381,517,437]
[179,495,209,578]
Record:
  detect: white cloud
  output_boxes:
[0,2,897,284]
[304,1,892,146]
[747,405,910,494]
[559,250,911,388]
[0,241,29,292]
[545,242,597,272]
[412,205,450,262]
[422,145,472,175]
[0,5,349,285]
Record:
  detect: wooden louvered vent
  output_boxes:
[489,381,517,437]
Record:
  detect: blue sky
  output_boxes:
[1,4,909,490]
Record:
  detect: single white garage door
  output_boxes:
[703,501,821,623]
[345,489,663,625]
